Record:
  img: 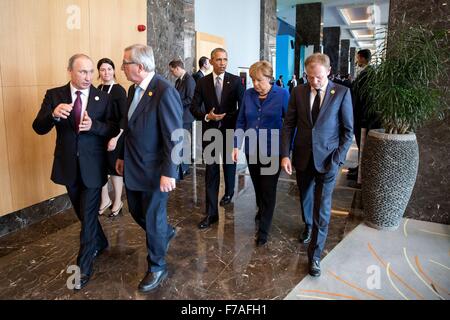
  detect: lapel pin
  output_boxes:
[330,89,335,95]
[148,91,153,97]
[94,96,100,101]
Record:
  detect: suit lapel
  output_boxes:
[86,85,98,115]
[220,72,231,108]
[316,82,335,123]
[304,85,313,126]
[128,75,158,125]
[62,83,78,132]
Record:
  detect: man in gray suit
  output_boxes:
[281,53,353,277]
[116,44,183,292]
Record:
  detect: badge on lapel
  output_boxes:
[330,89,335,95]
[94,96,100,101]
[148,91,153,97]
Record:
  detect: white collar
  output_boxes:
[178,70,186,81]
[213,72,224,81]
[311,79,328,93]
[70,83,90,97]
[136,71,155,91]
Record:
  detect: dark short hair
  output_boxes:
[199,56,208,68]
[169,59,184,69]
[357,49,371,61]
[211,48,227,59]
[97,58,115,71]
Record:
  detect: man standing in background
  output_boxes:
[193,56,210,82]
[169,59,196,178]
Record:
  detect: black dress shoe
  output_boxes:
[219,194,233,206]
[166,227,176,251]
[299,227,312,244]
[198,215,218,229]
[309,260,321,277]
[255,236,267,247]
[348,166,358,173]
[138,269,168,292]
[346,172,358,181]
[74,273,91,290]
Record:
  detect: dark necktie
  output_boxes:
[311,88,321,125]
[175,78,181,90]
[74,91,82,133]
[215,76,222,105]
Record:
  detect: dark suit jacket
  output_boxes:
[190,72,244,132]
[32,83,119,188]
[176,73,196,125]
[281,82,354,173]
[352,66,380,130]
[122,74,183,191]
[192,70,204,83]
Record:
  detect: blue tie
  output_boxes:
[128,86,142,120]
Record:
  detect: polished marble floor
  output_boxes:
[0,160,361,300]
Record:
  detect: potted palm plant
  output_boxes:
[360,24,449,230]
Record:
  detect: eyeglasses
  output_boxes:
[122,60,137,66]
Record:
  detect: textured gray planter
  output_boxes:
[361,129,419,230]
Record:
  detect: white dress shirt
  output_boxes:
[205,72,225,122]
[136,71,155,98]
[309,80,328,112]
[70,83,90,117]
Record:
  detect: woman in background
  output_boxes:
[97,58,127,217]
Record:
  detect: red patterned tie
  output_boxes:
[74,91,82,133]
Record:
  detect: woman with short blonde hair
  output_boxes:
[233,60,289,246]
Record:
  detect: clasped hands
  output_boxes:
[52,103,92,131]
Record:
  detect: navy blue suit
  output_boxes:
[33,83,119,276]
[281,81,353,261]
[235,85,289,240]
[122,74,183,272]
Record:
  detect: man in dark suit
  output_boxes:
[192,56,210,82]
[348,49,380,181]
[276,75,285,88]
[281,53,353,277]
[190,48,244,229]
[32,53,119,290]
[169,59,196,178]
[287,74,298,93]
[116,44,182,292]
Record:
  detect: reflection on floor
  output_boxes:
[285,218,450,300]
[0,163,360,299]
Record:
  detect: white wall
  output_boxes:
[195,0,260,75]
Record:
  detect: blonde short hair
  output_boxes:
[249,61,273,80]
[304,53,330,69]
